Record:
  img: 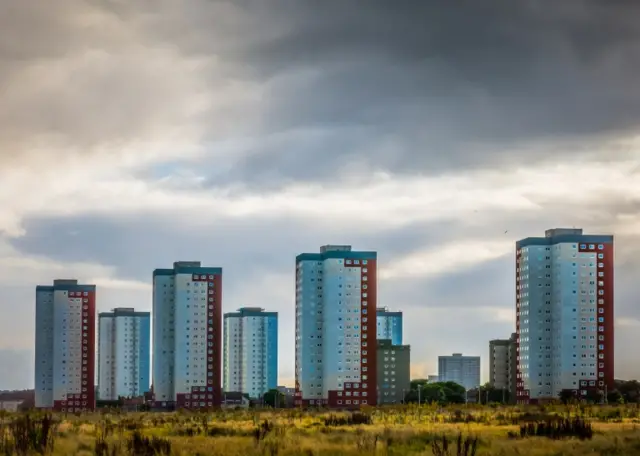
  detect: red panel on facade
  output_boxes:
[363,259,377,406]
[83,291,96,411]
[515,249,528,404]
[600,244,615,390]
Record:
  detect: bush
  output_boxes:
[509,417,593,440]
[0,413,58,455]
[127,431,171,455]
[431,434,478,456]
[323,412,372,427]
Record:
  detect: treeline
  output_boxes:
[403,379,640,405]
[403,380,468,404]
[560,380,640,404]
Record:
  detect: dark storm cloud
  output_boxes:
[216,0,640,181]
[4,0,640,179]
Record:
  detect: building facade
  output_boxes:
[152,262,222,409]
[376,307,403,345]
[516,228,614,403]
[97,308,151,400]
[438,353,481,391]
[295,245,378,408]
[35,279,96,411]
[223,307,278,399]
[489,333,517,403]
[376,339,410,405]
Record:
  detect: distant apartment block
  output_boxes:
[98,308,151,400]
[438,353,481,391]
[223,307,278,399]
[295,245,378,408]
[376,339,410,405]
[427,375,439,383]
[277,386,296,396]
[35,279,96,411]
[376,307,403,345]
[489,333,516,402]
[516,228,614,403]
[152,262,222,409]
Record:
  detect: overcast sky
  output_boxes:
[2,0,640,390]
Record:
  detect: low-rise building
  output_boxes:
[0,401,22,412]
[221,391,250,409]
[376,339,410,405]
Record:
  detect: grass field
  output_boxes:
[2,404,640,455]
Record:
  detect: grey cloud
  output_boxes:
[386,256,514,311]
[0,350,32,390]
[218,0,640,181]
[11,212,444,282]
[3,0,640,180]
[0,0,250,167]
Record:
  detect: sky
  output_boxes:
[2,0,640,390]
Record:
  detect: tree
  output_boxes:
[584,388,603,404]
[559,389,578,404]
[607,389,624,404]
[404,381,465,405]
[440,382,466,404]
[477,383,511,404]
[615,380,640,403]
[262,389,286,408]
[405,383,445,404]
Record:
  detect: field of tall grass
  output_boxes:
[1,404,640,455]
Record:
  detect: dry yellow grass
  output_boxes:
[3,404,640,455]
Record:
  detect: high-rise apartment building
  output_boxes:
[376,307,403,345]
[35,279,96,411]
[97,308,151,400]
[152,262,222,409]
[295,245,378,408]
[489,333,516,402]
[516,228,614,403]
[376,339,410,405]
[223,307,278,399]
[438,353,481,391]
